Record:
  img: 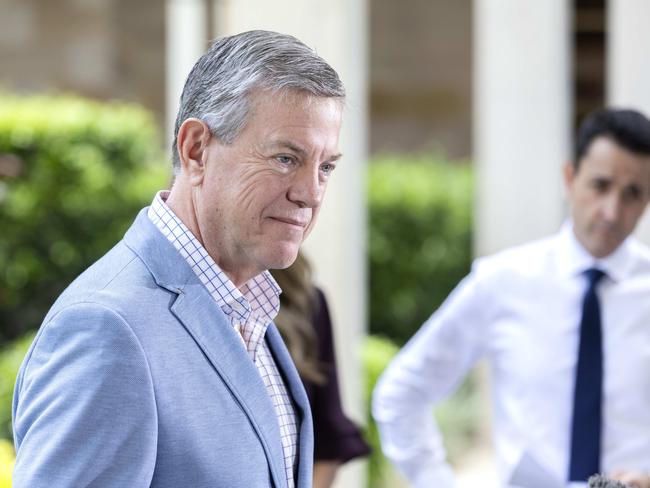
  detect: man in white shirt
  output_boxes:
[372,108,650,488]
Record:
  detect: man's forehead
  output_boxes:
[582,138,650,168]
[250,87,343,110]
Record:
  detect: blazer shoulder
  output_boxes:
[46,240,161,319]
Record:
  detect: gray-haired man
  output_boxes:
[13,30,345,488]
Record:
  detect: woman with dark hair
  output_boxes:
[271,252,370,488]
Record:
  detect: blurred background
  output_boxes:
[2,0,650,487]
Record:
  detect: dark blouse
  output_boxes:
[302,289,371,462]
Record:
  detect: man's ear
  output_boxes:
[563,161,576,195]
[177,118,212,185]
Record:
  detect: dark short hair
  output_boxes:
[574,108,650,168]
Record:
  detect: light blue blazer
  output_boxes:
[12,208,313,487]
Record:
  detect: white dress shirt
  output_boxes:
[372,223,650,487]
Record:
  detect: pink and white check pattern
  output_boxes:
[148,191,298,487]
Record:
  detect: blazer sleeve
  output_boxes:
[13,302,158,487]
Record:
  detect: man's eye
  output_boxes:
[276,155,294,165]
[591,179,609,193]
[321,163,335,175]
[623,185,642,201]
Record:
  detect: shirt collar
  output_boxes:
[147,191,281,324]
[555,220,636,283]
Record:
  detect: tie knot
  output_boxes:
[584,268,606,286]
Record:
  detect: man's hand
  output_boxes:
[609,470,650,488]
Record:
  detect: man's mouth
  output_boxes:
[270,217,309,229]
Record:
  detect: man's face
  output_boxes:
[194,91,343,283]
[565,136,650,258]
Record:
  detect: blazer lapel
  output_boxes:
[123,209,288,488]
[170,289,287,487]
[266,323,314,488]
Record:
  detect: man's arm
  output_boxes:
[372,270,491,488]
[13,303,157,487]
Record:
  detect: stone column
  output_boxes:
[607,0,650,243]
[165,0,208,152]
[473,0,572,256]
[213,2,368,487]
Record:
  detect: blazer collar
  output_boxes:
[123,208,196,293]
[123,208,310,487]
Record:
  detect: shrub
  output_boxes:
[368,154,473,345]
[362,335,400,486]
[0,93,169,341]
[0,332,34,440]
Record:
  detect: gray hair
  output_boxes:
[172,30,346,172]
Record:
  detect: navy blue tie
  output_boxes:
[568,268,606,482]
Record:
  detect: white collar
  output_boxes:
[555,220,637,283]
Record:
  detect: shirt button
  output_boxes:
[221,304,233,315]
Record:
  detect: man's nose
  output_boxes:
[601,194,623,222]
[287,164,323,208]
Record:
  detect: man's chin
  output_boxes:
[265,247,300,270]
[584,226,627,257]
[590,238,623,258]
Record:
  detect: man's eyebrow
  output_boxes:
[268,140,343,162]
[274,141,307,156]
[328,152,343,163]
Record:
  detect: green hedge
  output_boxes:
[362,335,400,486]
[368,154,473,345]
[0,93,169,342]
[0,332,33,440]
